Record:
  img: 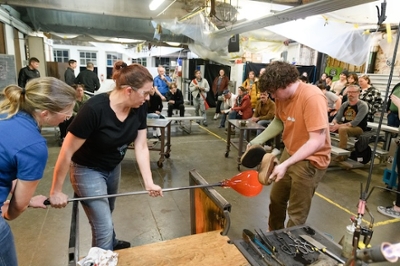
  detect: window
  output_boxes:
[79,51,97,66]
[53,49,69,62]
[106,53,122,79]
[106,53,122,66]
[132,58,147,67]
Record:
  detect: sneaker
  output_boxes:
[203,121,208,127]
[377,206,400,218]
[114,239,131,250]
[218,125,225,128]
[213,114,218,120]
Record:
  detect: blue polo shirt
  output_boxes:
[154,75,172,96]
[0,112,47,209]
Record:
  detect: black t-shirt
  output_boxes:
[69,93,147,171]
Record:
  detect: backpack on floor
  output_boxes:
[350,135,372,164]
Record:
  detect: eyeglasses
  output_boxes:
[126,86,151,97]
[54,111,73,120]
[347,90,360,94]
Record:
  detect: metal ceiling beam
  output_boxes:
[0,0,187,19]
[211,0,376,38]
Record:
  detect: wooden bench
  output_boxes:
[330,133,388,163]
[166,116,204,134]
[331,146,351,156]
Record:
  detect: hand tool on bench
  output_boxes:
[300,234,345,264]
[246,229,284,266]
[255,229,276,254]
[44,170,262,205]
[242,230,272,266]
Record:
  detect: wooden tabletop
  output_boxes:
[116,231,249,266]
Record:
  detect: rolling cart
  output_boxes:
[225,119,265,170]
[129,119,171,168]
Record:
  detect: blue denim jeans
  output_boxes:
[0,217,18,266]
[256,119,271,135]
[70,162,121,250]
[387,112,400,128]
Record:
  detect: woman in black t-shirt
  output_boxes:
[49,61,163,251]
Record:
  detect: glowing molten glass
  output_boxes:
[221,170,262,197]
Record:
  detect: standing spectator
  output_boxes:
[166,83,185,117]
[18,57,40,88]
[377,94,400,218]
[153,66,172,100]
[58,84,90,144]
[358,74,382,122]
[248,61,330,230]
[189,70,210,126]
[242,71,258,109]
[0,77,76,265]
[387,80,400,128]
[218,89,237,128]
[75,62,100,93]
[64,59,77,86]
[330,84,368,159]
[49,62,163,251]
[147,86,163,138]
[212,69,229,120]
[251,91,275,135]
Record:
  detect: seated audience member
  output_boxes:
[330,85,368,160]
[339,72,358,103]
[153,66,171,100]
[331,71,348,95]
[228,86,253,121]
[218,89,237,128]
[147,86,163,138]
[189,70,210,126]
[316,73,327,86]
[58,84,90,144]
[165,83,185,117]
[387,80,400,127]
[251,91,275,135]
[325,75,333,91]
[317,83,341,122]
[358,74,382,122]
[299,75,309,83]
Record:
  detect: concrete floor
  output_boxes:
[9,109,399,266]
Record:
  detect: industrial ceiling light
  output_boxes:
[165,42,181,46]
[149,0,165,11]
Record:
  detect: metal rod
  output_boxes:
[365,21,400,194]
[44,183,222,205]
[68,183,222,202]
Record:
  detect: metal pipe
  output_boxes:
[44,183,222,205]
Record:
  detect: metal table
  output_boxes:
[128,119,171,168]
[225,119,265,170]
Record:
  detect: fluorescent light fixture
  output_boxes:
[149,0,165,11]
[165,42,181,46]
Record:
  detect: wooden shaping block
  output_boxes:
[116,231,248,265]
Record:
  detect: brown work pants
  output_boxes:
[338,126,363,149]
[268,149,326,231]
